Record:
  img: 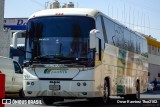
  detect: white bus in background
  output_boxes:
[13,8,148,105]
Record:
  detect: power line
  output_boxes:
[125,22,160,31]
[30,0,44,7]
[125,0,160,14]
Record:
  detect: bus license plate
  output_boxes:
[49,85,60,91]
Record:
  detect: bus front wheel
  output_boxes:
[43,97,64,105]
[43,97,54,105]
[19,88,25,98]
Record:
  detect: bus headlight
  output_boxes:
[27,82,30,85]
[77,82,81,86]
[26,81,35,86]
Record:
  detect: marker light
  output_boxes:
[27,82,30,85]
[55,13,63,16]
[83,82,87,86]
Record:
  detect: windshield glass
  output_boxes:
[25,16,95,66]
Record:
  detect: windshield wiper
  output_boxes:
[28,55,94,67]
[35,54,63,59]
[30,54,61,61]
[29,54,74,64]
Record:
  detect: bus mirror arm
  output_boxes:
[89,29,100,49]
[13,32,18,49]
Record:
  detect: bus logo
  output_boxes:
[44,69,51,74]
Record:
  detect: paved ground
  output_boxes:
[3,90,160,107]
[145,90,160,94]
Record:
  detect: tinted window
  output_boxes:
[26,16,95,60]
[142,39,148,57]
[114,24,124,48]
[103,17,115,45]
[13,61,21,73]
[96,16,105,49]
[136,36,141,54]
[124,29,130,50]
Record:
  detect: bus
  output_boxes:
[13,8,148,105]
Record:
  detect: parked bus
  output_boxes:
[13,8,148,105]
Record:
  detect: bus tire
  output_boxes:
[42,97,54,105]
[136,80,140,100]
[125,80,140,100]
[87,98,101,103]
[19,88,25,98]
[103,79,110,103]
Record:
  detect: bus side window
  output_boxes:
[13,61,22,74]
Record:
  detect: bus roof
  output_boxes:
[28,8,146,40]
[29,8,99,19]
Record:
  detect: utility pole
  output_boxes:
[0,0,10,57]
[0,0,4,31]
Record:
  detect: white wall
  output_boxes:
[148,54,160,82]
[148,54,160,66]
[149,64,160,82]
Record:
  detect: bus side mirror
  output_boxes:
[12,31,25,49]
[89,29,100,49]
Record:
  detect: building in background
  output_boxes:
[144,36,160,82]
[0,0,10,57]
[4,18,27,46]
[4,0,75,65]
[4,18,27,65]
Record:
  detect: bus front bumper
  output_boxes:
[23,80,102,98]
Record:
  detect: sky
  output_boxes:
[4,0,160,41]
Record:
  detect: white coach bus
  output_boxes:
[13,8,148,105]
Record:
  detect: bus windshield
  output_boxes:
[25,16,95,66]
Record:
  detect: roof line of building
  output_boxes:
[144,36,160,48]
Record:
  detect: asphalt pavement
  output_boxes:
[4,90,160,107]
[144,89,160,94]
